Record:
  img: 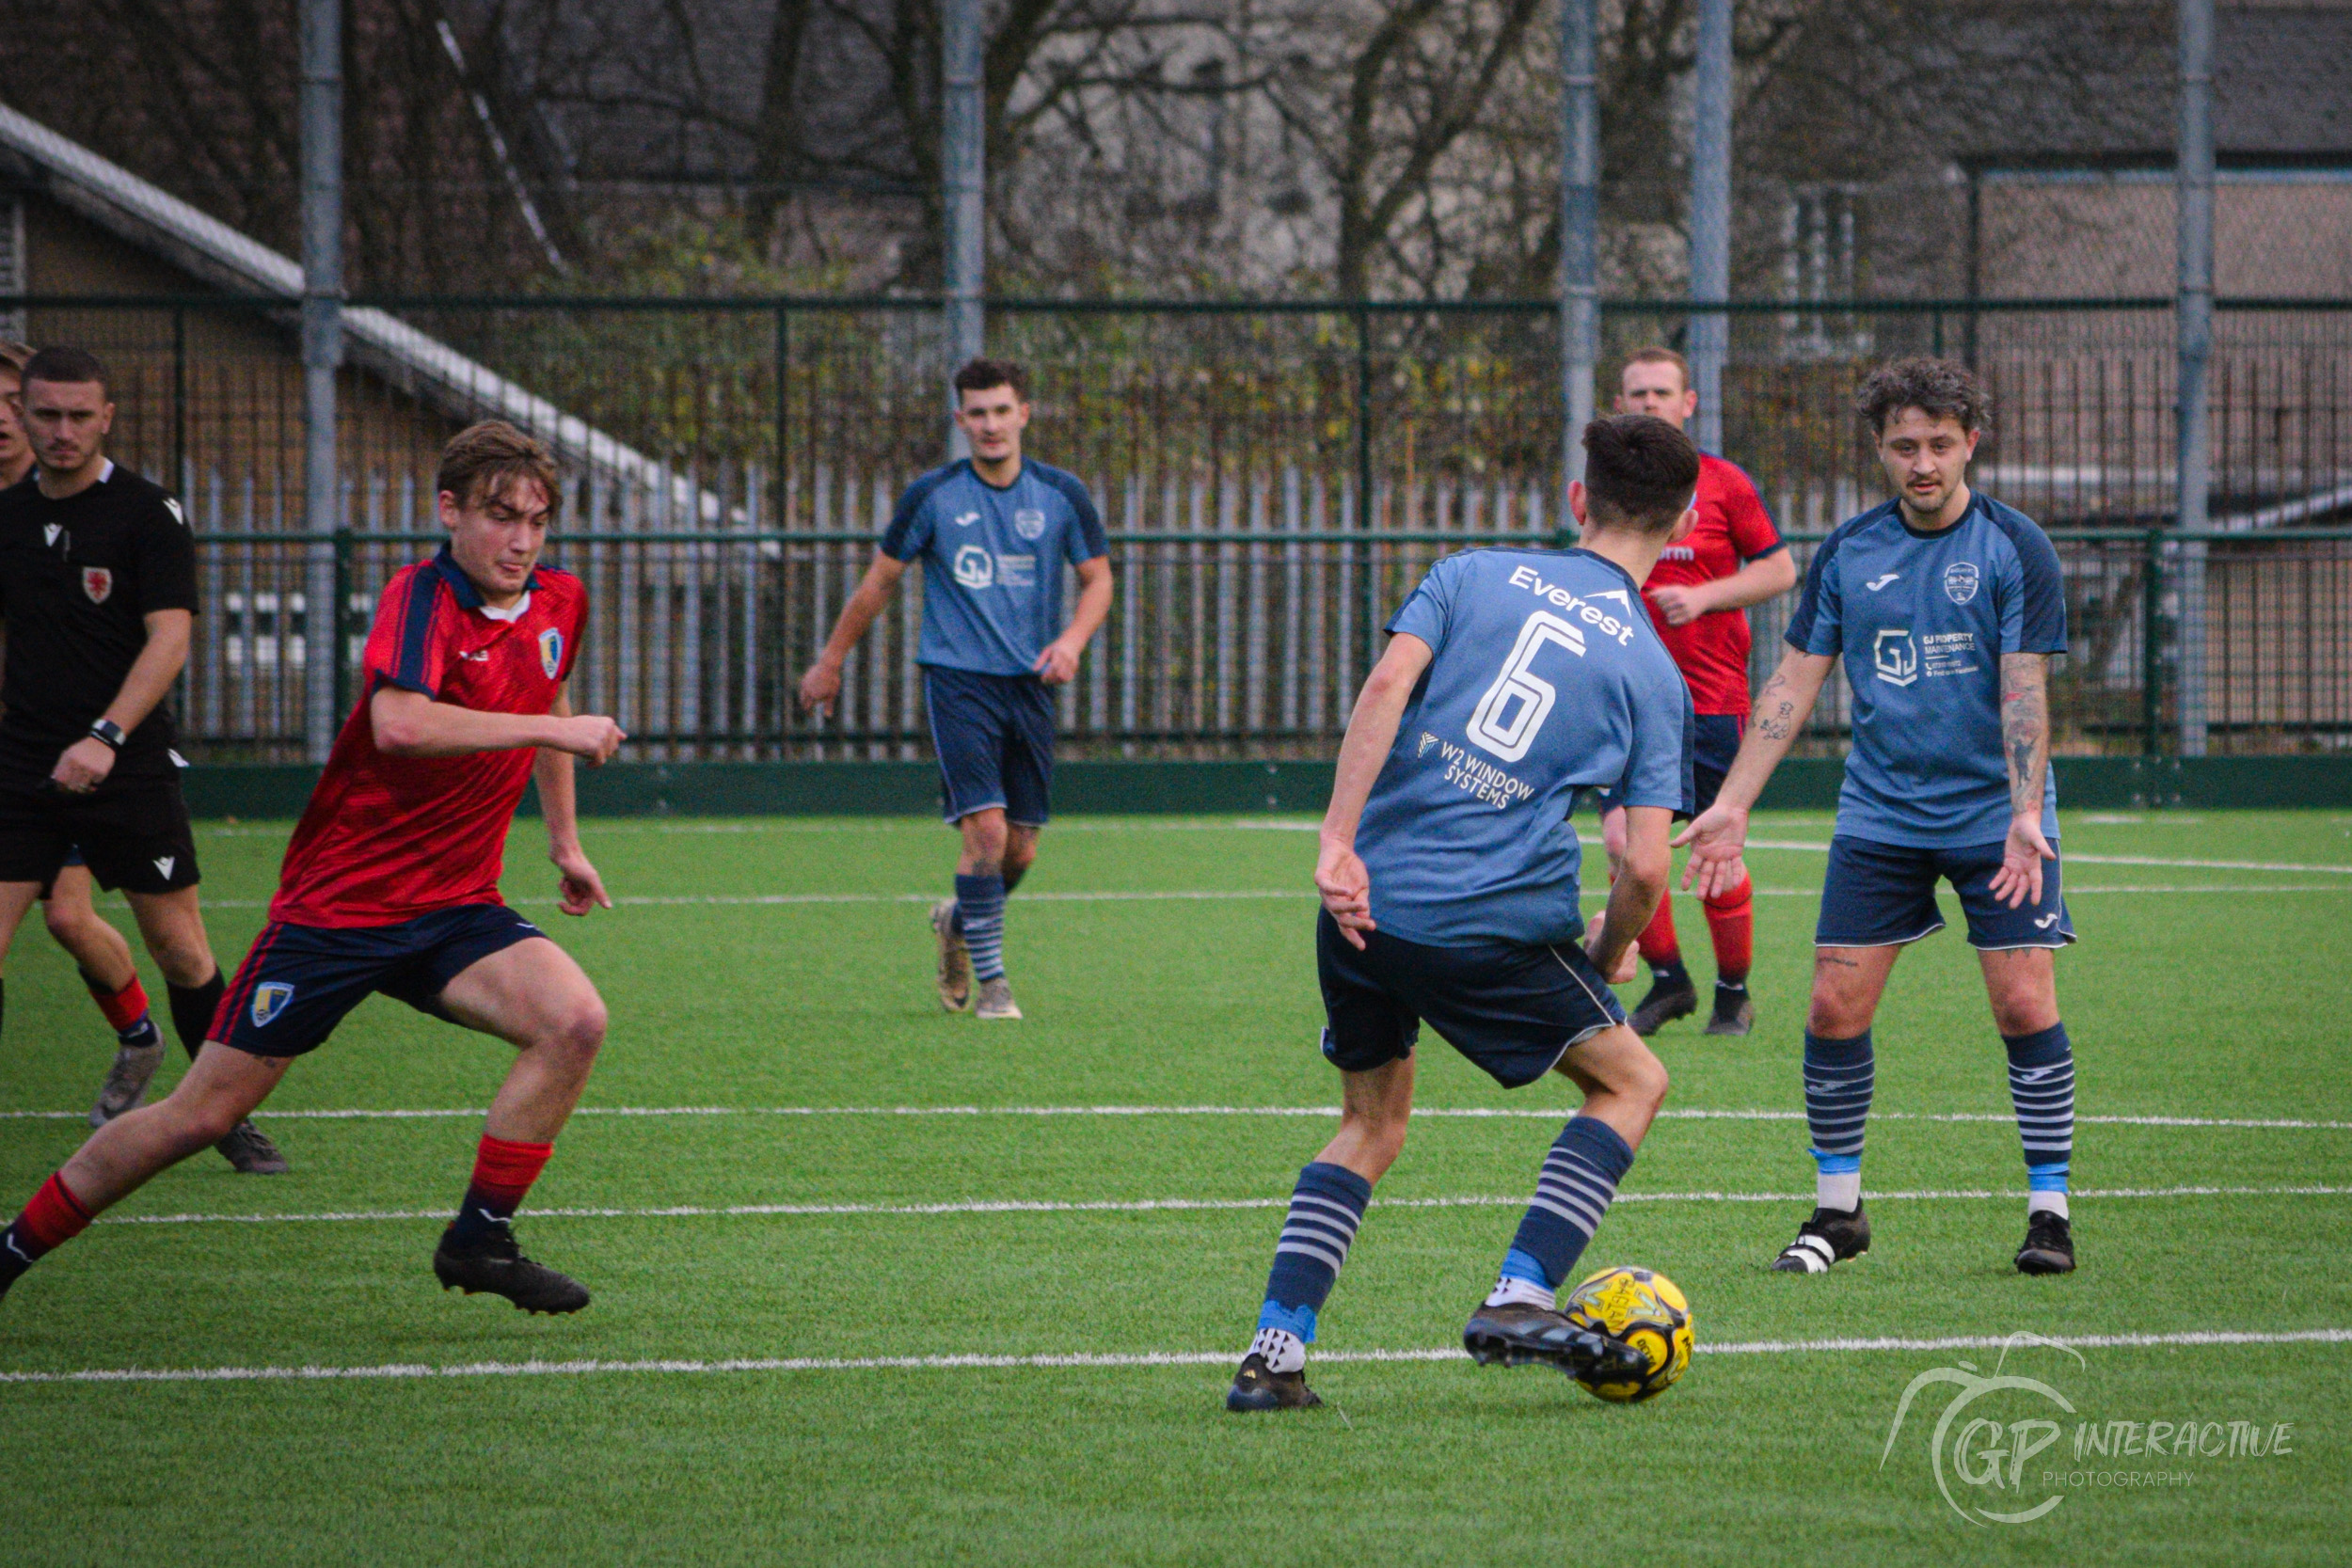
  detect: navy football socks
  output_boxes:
[955,874,1008,983]
[2004,1022,2075,1218]
[1252,1162,1373,1369]
[1490,1116,1635,1307]
[1804,1029,1874,1212]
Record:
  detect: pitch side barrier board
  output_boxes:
[181,756,2352,820]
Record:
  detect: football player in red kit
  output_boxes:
[1603,349,1798,1037]
[0,422,627,1314]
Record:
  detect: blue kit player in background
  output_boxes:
[1677,356,2081,1278]
[798,359,1112,1021]
[1227,415,1699,1413]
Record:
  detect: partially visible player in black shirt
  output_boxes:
[0,347,284,1172]
[0,340,181,1129]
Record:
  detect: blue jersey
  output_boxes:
[1357,547,1693,948]
[880,459,1108,676]
[1786,492,2066,847]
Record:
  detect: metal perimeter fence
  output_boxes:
[8,293,2352,764]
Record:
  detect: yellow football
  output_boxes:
[1562,1265,1693,1402]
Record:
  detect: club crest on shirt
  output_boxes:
[539,627,564,679]
[251,982,295,1027]
[1943,562,1981,605]
[81,567,112,604]
[1013,508,1047,541]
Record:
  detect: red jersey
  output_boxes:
[271,549,586,928]
[1643,452,1785,715]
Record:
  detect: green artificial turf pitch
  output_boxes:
[2,809,2348,1566]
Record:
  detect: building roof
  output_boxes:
[0,99,715,517]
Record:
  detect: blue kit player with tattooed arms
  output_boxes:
[1677,356,2081,1277]
[798,359,1112,1021]
[1227,416,1698,1412]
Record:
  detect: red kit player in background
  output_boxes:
[1603,349,1798,1037]
[0,421,628,1314]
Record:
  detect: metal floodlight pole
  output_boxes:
[2176,0,2214,757]
[1560,0,1599,515]
[942,0,985,461]
[300,0,342,763]
[1689,0,1732,454]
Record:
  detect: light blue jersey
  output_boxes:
[1786,492,2066,847]
[1357,547,1693,948]
[881,459,1108,675]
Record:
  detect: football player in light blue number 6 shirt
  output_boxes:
[1677,357,2082,1280]
[798,360,1113,1022]
[1227,416,1698,1413]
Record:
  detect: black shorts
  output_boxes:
[925,665,1055,826]
[1315,911,1627,1090]
[0,779,199,894]
[213,903,547,1058]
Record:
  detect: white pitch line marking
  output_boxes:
[1743,838,2352,875]
[146,879,2352,912]
[97,1184,2352,1228]
[8,1105,2350,1129]
[7,1328,2348,1387]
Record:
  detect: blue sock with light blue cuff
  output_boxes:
[1486,1116,1635,1308]
[954,873,1007,983]
[1248,1162,1373,1371]
[1804,1029,1874,1212]
[2004,1022,2075,1219]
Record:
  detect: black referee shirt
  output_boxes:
[0,462,199,789]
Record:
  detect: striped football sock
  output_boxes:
[1252,1162,1373,1368]
[1804,1029,1874,1212]
[955,873,1007,983]
[2005,1022,2075,1219]
[1490,1115,1635,1307]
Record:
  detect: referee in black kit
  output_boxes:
[0,348,282,1172]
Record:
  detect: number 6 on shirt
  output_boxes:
[1468,610,1587,762]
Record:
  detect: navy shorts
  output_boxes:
[1688,713,1742,819]
[1816,835,2076,951]
[1593,713,1737,821]
[1315,911,1627,1090]
[925,664,1055,826]
[212,903,548,1058]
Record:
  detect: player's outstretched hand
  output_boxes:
[797,660,842,716]
[556,714,627,766]
[51,736,117,795]
[1988,815,2056,910]
[1671,801,1751,898]
[1314,841,1375,950]
[1032,640,1081,687]
[552,847,612,917]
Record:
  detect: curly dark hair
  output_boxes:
[1854,356,1991,436]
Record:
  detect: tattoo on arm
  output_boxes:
[2000,653,2050,816]
[1752,671,1796,739]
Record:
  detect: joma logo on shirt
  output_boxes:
[1503,565,1636,646]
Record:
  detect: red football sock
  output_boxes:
[86,974,153,1035]
[1702,872,1755,986]
[1636,888,1681,967]
[15,1172,95,1255]
[467,1135,555,1212]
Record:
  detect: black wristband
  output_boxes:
[88,719,125,750]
